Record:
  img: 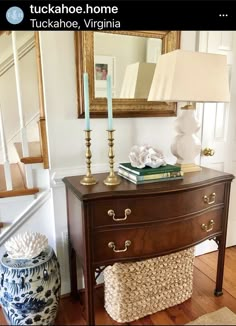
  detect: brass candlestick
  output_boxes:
[80,130,97,185]
[104,130,121,186]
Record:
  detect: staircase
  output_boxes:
[0,140,49,240]
[0,31,49,237]
[0,141,43,198]
[0,162,39,198]
[14,141,43,164]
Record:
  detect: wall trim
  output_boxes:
[50,163,119,186]
[0,190,51,246]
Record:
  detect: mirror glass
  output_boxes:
[94,32,162,99]
[75,31,181,118]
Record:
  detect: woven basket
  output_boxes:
[104,247,195,323]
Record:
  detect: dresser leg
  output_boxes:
[84,268,95,325]
[69,246,79,299]
[214,237,225,297]
[214,289,223,296]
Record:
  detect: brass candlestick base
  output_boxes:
[80,130,97,186]
[104,130,120,186]
[80,174,97,185]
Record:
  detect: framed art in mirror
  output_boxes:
[94,55,116,97]
[75,31,181,118]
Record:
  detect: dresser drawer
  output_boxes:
[93,208,223,264]
[91,183,225,228]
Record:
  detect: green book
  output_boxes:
[119,162,181,176]
[118,167,184,182]
[118,172,183,184]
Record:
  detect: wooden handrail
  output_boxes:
[35,32,45,119]
[0,31,10,37]
[35,32,49,169]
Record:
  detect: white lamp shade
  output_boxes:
[148,49,230,103]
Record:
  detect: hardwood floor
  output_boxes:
[0,247,236,325]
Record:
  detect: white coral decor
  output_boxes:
[129,145,166,169]
[4,232,48,259]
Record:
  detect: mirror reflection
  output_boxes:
[75,31,181,118]
[94,32,162,99]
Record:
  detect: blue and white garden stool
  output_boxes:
[0,246,61,325]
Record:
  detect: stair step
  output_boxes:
[14,141,43,164]
[0,163,39,198]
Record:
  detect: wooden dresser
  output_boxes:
[63,167,234,325]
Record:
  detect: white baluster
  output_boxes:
[0,108,13,190]
[12,31,33,188]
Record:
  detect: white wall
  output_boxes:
[39,31,197,294]
[0,192,56,265]
[41,31,197,172]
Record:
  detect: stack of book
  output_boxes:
[118,162,184,184]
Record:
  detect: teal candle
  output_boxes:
[83,73,90,130]
[107,75,113,130]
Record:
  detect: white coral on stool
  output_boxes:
[4,232,48,259]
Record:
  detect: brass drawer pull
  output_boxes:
[108,208,131,221]
[203,192,216,205]
[108,240,131,253]
[201,219,215,232]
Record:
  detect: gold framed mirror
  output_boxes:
[75,31,181,118]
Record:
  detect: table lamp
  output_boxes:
[148,49,230,172]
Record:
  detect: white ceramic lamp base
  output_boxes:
[171,108,202,173]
